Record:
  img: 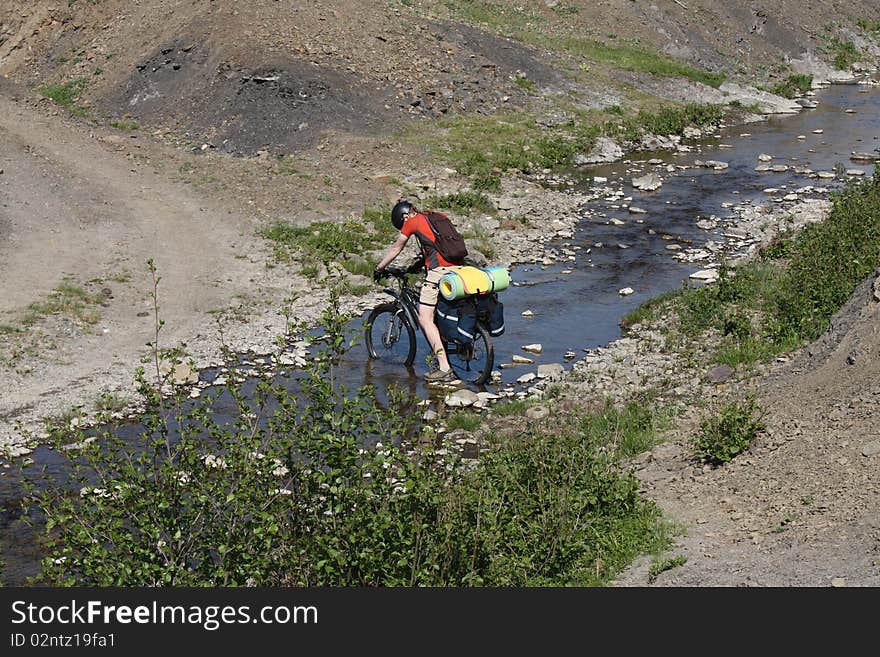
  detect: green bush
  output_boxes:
[26,276,670,586]
[773,168,880,342]
[769,74,813,99]
[694,397,765,466]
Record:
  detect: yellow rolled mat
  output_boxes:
[439,266,510,300]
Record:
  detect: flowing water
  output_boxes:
[2,81,878,585]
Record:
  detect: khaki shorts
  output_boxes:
[419,266,456,307]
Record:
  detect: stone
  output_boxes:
[861,442,880,458]
[525,405,550,420]
[632,173,662,191]
[690,269,718,281]
[537,363,565,380]
[707,364,734,384]
[445,389,480,407]
[516,372,537,384]
[619,287,635,296]
[522,344,543,354]
[575,137,624,165]
[512,354,534,364]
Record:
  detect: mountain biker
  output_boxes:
[374,199,464,383]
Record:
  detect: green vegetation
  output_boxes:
[857,18,880,39]
[648,554,687,582]
[824,37,860,70]
[551,36,725,87]
[36,78,90,116]
[110,120,140,131]
[621,167,880,371]
[439,0,723,87]
[464,224,497,260]
[410,103,722,182]
[426,189,496,215]
[23,278,103,327]
[768,74,813,99]
[261,206,396,278]
[27,285,672,586]
[694,397,765,466]
[446,411,482,432]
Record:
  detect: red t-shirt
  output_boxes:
[401,212,456,269]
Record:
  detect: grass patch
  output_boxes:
[36,78,90,116]
[22,278,104,327]
[648,555,687,582]
[110,120,140,131]
[464,224,496,261]
[490,399,531,416]
[409,102,722,182]
[857,18,880,39]
[425,190,496,215]
[550,36,725,88]
[438,1,723,87]
[446,411,482,432]
[577,399,669,459]
[768,74,813,99]
[824,37,860,70]
[261,206,397,277]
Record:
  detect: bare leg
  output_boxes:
[418,304,450,371]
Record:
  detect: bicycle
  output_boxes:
[364,262,495,385]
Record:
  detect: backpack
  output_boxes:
[424,210,468,265]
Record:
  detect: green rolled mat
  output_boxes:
[439,266,511,300]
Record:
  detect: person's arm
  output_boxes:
[376,233,410,270]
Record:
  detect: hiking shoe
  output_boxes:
[424,367,455,383]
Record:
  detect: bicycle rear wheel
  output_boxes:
[446,324,494,385]
[365,303,417,366]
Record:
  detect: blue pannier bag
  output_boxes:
[435,297,477,344]
[476,292,504,337]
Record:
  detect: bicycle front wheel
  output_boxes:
[447,324,494,386]
[365,303,417,366]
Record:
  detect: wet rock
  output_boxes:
[445,389,480,407]
[632,173,662,191]
[512,354,534,364]
[516,372,536,384]
[849,152,878,162]
[522,344,543,354]
[619,287,635,296]
[758,153,773,161]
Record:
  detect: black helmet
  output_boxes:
[391,200,414,230]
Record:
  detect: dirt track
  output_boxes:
[0,89,314,447]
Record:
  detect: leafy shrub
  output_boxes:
[25,274,670,586]
[694,397,765,466]
[769,74,813,99]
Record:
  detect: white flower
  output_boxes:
[201,454,227,469]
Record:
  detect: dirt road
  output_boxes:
[0,90,307,451]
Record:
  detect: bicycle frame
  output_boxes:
[380,284,421,336]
